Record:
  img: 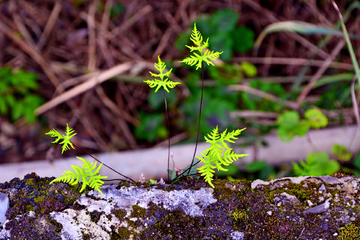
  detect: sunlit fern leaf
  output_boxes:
[144,79,180,93]
[196,126,248,188]
[144,56,180,93]
[45,123,76,154]
[50,157,107,195]
[180,23,223,70]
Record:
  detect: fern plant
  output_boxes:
[144,56,181,181]
[176,23,223,180]
[46,124,134,194]
[50,157,107,195]
[196,126,248,188]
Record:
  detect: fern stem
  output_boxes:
[171,159,201,182]
[73,143,136,183]
[186,62,205,176]
[163,88,171,182]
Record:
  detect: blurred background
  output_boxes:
[0,0,359,182]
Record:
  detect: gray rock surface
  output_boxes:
[1,173,360,239]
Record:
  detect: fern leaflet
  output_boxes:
[196,126,248,188]
[50,157,107,194]
[144,55,180,92]
[45,123,76,154]
[180,23,223,70]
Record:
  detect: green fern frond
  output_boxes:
[144,79,181,93]
[144,55,180,92]
[50,157,107,194]
[45,123,76,154]
[151,56,172,81]
[180,23,223,70]
[196,126,248,188]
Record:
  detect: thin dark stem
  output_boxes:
[186,62,205,176]
[72,143,135,183]
[163,88,171,182]
[171,159,201,182]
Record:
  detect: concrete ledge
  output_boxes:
[0,125,358,183]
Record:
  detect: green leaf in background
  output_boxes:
[148,89,177,110]
[240,61,257,77]
[0,67,43,123]
[202,98,236,136]
[208,33,233,62]
[180,81,239,137]
[210,9,239,33]
[304,108,328,129]
[168,169,178,182]
[208,63,242,85]
[22,95,44,122]
[110,3,124,19]
[332,144,352,161]
[293,151,339,176]
[276,111,310,142]
[241,80,286,112]
[175,30,191,51]
[135,111,167,142]
[182,163,199,179]
[193,15,213,38]
[0,98,6,114]
[293,120,311,137]
[12,101,23,121]
[354,152,360,170]
[277,127,295,142]
[277,111,300,128]
[217,163,239,177]
[324,160,341,175]
[232,26,255,52]
[245,161,267,173]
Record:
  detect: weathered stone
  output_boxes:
[1,173,360,239]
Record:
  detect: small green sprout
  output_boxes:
[180,23,223,70]
[45,123,76,154]
[196,126,248,188]
[149,179,157,184]
[144,56,180,92]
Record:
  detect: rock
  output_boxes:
[0,193,8,225]
[1,173,360,239]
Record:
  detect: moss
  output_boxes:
[130,205,147,219]
[338,223,360,240]
[117,226,132,239]
[112,209,127,220]
[33,195,45,203]
[229,208,248,223]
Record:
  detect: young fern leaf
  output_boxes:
[50,157,107,195]
[180,23,223,70]
[196,126,248,188]
[144,55,180,92]
[45,123,76,154]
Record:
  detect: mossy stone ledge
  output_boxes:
[0,173,360,239]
